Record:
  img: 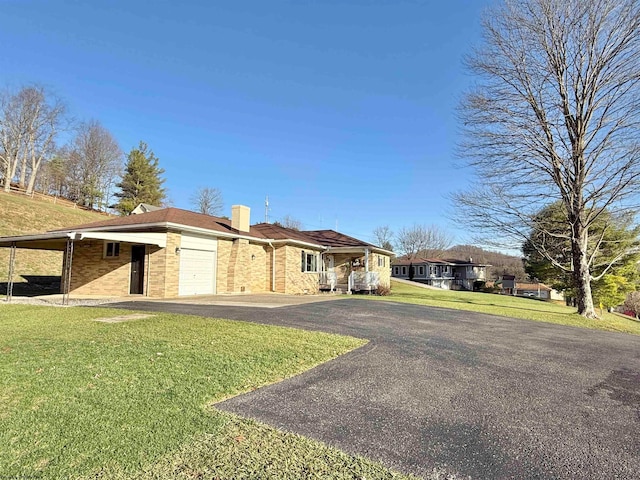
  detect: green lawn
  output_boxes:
[367,280,640,335]
[0,305,416,479]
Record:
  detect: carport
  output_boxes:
[0,231,166,304]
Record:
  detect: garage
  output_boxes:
[178,234,217,296]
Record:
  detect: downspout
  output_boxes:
[268,241,276,292]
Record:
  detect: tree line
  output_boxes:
[0,83,227,217]
[0,84,182,216]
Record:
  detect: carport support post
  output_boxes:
[61,239,74,306]
[6,242,16,303]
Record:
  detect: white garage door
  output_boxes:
[178,234,218,296]
[179,249,216,296]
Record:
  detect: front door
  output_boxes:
[130,245,145,294]
[325,254,335,272]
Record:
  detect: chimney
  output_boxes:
[231,205,250,232]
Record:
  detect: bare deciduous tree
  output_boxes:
[0,89,24,191]
[454,0,640,318]
[0,85,66,194]
[67,120,122,210]
[275,215,303,230]
[190,186,224,216]
[373,225,394,251]
[396,224,453,259]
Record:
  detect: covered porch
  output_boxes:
[318,247,383,294]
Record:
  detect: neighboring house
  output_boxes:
[131,203,162,215]
[489,276,563,300]
[0,205,392,299]
[499,274,517,295]
[391,257,489,290]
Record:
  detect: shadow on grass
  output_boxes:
[0,275,61,297]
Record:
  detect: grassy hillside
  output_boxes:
[0,192,108,285]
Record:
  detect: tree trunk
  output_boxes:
[572,224,597,318]
[18,149,27,189]
[3,159,11,192]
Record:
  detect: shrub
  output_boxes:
[376,284,391,296]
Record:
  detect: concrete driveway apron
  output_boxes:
[109,298,640,479]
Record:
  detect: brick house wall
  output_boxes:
[280,245,320,294]
[70,241,132,296]
[217,238,270,294]
[248,243,269,292]
[68,229,383,298]
[147,231,180,297]
[369,252,391,287]
[216,239,232,294]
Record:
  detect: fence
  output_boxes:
[2,185,112,216]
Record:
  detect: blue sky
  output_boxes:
[1,0,491,245]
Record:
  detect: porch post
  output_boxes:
[6,242,16,303]
[364,248,369,272]
[62,239,74,306]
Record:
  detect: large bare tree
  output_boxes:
[0,89,24,192]
[67,121,122,210]
[396,224,453,260]
[0,85,66,194]
[190,186,224,216]
[455,0,640,317]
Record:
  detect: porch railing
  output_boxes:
[319,271,338,291]
[348,271,380,293]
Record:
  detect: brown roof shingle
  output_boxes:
[47,208,389,252]
[301,230,380,249]
[49,207,267,237]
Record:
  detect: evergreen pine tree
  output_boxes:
[113,142,166,215]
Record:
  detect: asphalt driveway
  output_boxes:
[109,298,640,479]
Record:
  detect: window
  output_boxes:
[402,266,407,275]
[444,266,450,274]
[418,266,424,275]
[393,266,399,275]
[104,242,120,258]
[301,250,318,272]
[378,256,385,267]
